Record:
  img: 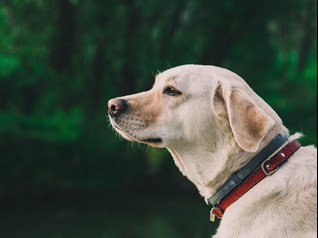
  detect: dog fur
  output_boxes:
[108,64,317,238]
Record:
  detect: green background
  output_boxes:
[0,0,316,237]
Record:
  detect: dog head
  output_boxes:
[108,65,283,153]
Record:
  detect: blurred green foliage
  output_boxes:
[0,192,218,238]
[0,0,316,197]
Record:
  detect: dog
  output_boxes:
[108,64,317,238]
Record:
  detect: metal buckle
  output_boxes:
[210,209,216,222]
[261,158,279,176]
[210,206,223,222]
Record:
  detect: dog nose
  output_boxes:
[108,98,128,117]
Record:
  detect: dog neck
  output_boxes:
[209,134,303,221]
[167,135,244,199]
[167,126,290,200]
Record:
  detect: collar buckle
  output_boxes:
[261,158,279,176]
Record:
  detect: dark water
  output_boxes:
[0,191,219,238]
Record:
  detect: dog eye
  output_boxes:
[163,86,182,96]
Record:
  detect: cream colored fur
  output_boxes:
[108,64,317,238]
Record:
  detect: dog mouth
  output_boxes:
[142,138,163,144]
[110,119,163,145]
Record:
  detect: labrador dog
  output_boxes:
[108,65,317,238]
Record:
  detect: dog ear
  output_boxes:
[213,83,274,152]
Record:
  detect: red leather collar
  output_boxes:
[210,139,301,221]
